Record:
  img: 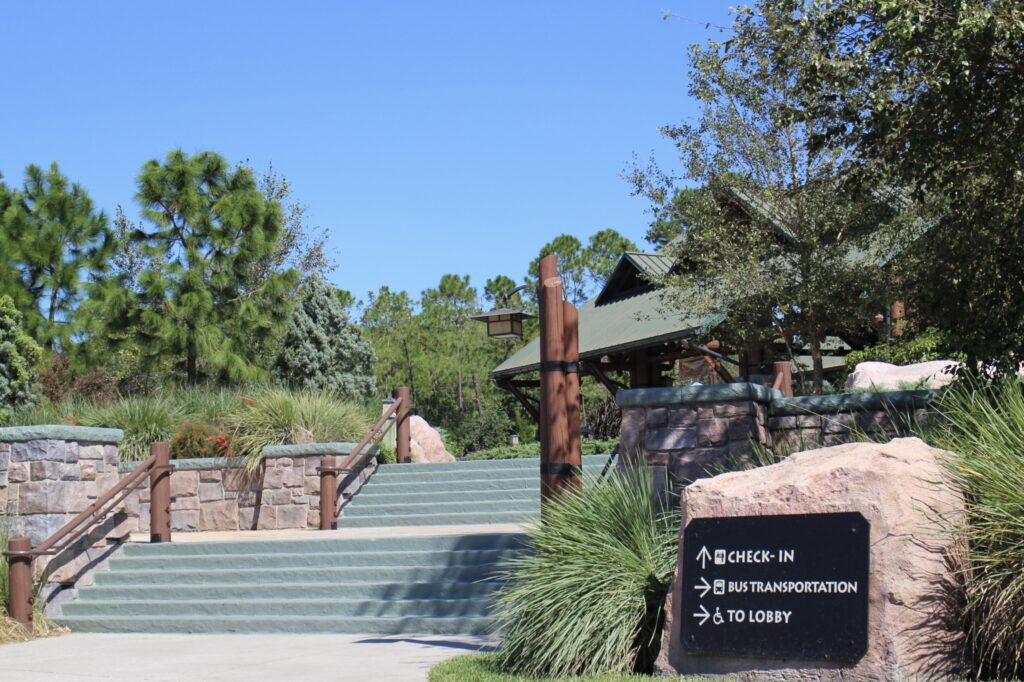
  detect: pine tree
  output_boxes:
[0,163,113,349]
[274,276,376,400]
[120,150,299,385]
[0,294,42,423]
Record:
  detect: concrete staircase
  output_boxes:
[55,454,611,635]
[339,454,610,527]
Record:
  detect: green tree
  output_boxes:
[631,15,893,393]
[274,276,376,400]
[0,294,42,423]
[114,150,299,386]
[0,163,113,349]
[748,0,1024,372]
[361,285,417,395]
[245,163,335,288]
[528,229,637,305]
[585,228,637,287]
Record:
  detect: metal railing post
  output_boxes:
[6,537,33,631]
[319,455,338,530]
[149,441,172,543]
[396,386,411,464]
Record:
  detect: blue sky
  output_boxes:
[0,2,733,303]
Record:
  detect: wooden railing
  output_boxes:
[319,387,411,530]
[3,441,173,631]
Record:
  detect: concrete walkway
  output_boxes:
[0,633,496,681]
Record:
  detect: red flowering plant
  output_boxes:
[171,421,235,459]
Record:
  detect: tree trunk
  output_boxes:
[456,369,465,417]
[809,333,824,395]
[46,286,59,349]
[472,374,484,418]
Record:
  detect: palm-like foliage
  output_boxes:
[494,468,679,677]
[930,380,1024,679]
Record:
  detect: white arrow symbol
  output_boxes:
[692,604,710,626]
[694,576,711,598]
[696,546,711,569]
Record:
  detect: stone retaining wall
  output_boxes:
[121,443,376,534]
[617,384,936,494]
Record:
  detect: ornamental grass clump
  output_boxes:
[493,468,679,677]
[77,395,184,460]
[930,379,1024,679]
[226,388,372,471]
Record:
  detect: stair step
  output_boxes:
[109,548,519,571]
[62,597,493,618]
[372,454,610,476]
[76,581,506,602]
[54,614,496,635]
[354,488,541,503]
[342,500,537,517]
[120,532,526,557]
[93,565,503,586]
[371,462,608,480]
[338,511,535,528]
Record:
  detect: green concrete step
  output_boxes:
[342,500,538,517]
[54,614,496,635]
[354,487,541,503]
[93,565,503,587]
[338,511,535,528]
[75,581,505,603]
[120,532,525,557]
[109,548,519,571]
[372,454,610,477]
[360,477,542,494]
[63,597,493,618]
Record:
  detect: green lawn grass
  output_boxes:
[429,654,668,681]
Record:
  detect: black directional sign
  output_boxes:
[680,512,869,662]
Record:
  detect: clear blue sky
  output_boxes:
[0,1,733,303]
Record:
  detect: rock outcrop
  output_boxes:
[844,360,958,390]
[409,416,454,463]
[657,437,966,680]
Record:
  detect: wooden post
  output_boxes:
[562,300,582,493]
[396,386,411,464]
[538,255,569,506]
[149,441,172,543]
[6,536,33,631]
[319,455,338,530]
[773,360,794,397]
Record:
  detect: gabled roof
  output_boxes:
[491,252,720,378]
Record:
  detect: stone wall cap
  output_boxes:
[616,383,781,408]
[0,424,124,443]
[770,389,940,416]
[262,442,367,457]
[116,441,372,473]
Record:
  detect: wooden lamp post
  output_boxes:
[473,255,582,505]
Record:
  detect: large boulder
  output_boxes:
[657,437,965,680]
[844,360,959,390]
[409,416,454,463]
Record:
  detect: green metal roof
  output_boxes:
[491,280,722,378]
[622,251,673,278]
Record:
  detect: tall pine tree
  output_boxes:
[113,150,299,385]
[0,163,113,350]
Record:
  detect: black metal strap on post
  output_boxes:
[539,462,583,476]
[539,361,579,374]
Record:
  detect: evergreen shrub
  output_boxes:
[494,468,678,676]
[0,295,42,424]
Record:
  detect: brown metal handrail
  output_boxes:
[4,441,173,630]
[28,453,157,556]
[337,395,403,474]
[318,388,411,529]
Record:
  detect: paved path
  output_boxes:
[0,633,496,681]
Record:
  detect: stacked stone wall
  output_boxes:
[617,384,937,493]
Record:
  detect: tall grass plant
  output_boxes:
[494,468,679,677]
[928,379,1024,679]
